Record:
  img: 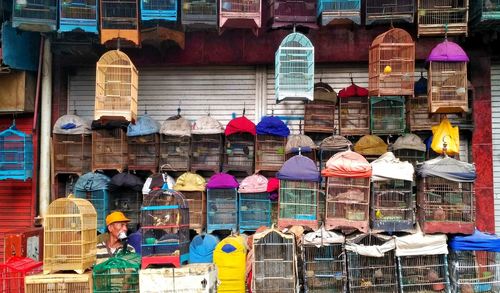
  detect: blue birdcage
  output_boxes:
[317,0,360,26]
[275,32,314,103]
[238,174,271,233]
[0,123,33,181]
[59,0,98,33]
[206,173,239,233]
[12,0,57,32]
[140,0,177,21]
[181,0,217,28]
[73,172,111,234]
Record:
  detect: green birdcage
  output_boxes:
[370,96,406,135]
[93,251,141,293]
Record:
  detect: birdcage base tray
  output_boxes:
[325,218,369,233]
[321,13,361,26]
[141,255,189,269]
[420,221,474,235]
[371,220,415,233]
[278,219,318,231]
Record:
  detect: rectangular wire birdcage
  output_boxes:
[397,254,451,293]
[449,250,500,293]
[219,0,261,31]
[223,133,255,176]
[190,134,223,174]
[318,0,361,26]
[140,0,177,21]
[110,189,142,233]
[417,0,469,37]
[370,96,406,135]
[365,0,414,24]
[12,0,57,32]
[74,189,110,234]
[25,272,93,293]
[252,230,296,292]
[428,61,468,113]
[304,101,337,134]
[59,0,98,33]
[406,95,440,132]
[338,96,370,136]
[160,135,190,172]
[181,0,217,27]
[206,188,238,233]
[278,180,319,231]
[0,125,33,181]
[128,134,159,173]
[93,252,141,293]
[0,257,42,293]
[53,133,92,176]
[255,135,286,172]
[181,190,206,233]
[302,242,346,292]
[325,176,370,233]
[238,192,271,233]
[371,179,415,232]
[92,128,128,172]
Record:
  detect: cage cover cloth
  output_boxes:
[431,117,460,156]
[74,172,111,191]
[303,226,344,247]
[417,156,476,182]
[345,234,395,258]
[91,117,130,130]
[256,116,290,137]
[354,135,388,156]
[392,133,426,152]
[189,234,219,263]
[238,174,268,193]
[53,114,91,135]
[206,173,239,189]
[285,134,316,154]
[321,150,372,178]
[320,135,352,151]
[267,177,279,193]
[314,82,338,103]
[142,173,176,195]
[174,172,206,192]
[213,235,247,292]
[109,172,144,192]
[395,230,448,257]
[449,230,500,252]
[192,116,224,134]
[414,76,428,95]
[160,116,192,136]
[127,114,159,136]
[338,82,369,98]
[427,40,469,62]
[225,116,256,136]
[371,152,414,182]
[277,155,320,182]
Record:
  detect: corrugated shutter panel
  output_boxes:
[68,66,258,127]
[491,63,500,234]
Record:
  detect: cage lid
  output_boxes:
[160,116,192,136]
[285,134,316,154]
[370,152,414,182]
[392,133,426,152]
[449,230,500,252]
[338,83,368,98]
[345,234,396,257]
[353,135,388,156]
[189,234,219,263]
[53,114,91,135]
[206,173,239,189]
[371,28,413,47]
[277,155,320,182]
[127,114,159,136]
[256,116,290,137]
[225,116,256,136]
[98,50,136,68]
[74,172,111,192]
[238,174,268,193]
[142,173,176,195]
[319,135,352,151]
[109,172,144,192]
[417,156,476,182]
[192,116,224,134]
[321,150,372,178]
[427,40,469,62]
[395,230,448,257]
[314,82,338,103]
[174,172,206,192]
[414,76,428,96]
[303,226,344,246]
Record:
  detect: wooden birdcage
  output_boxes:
[417,0,469,37]
[368,28,415,97]
[0,123,33,181]
[255,134,286,172]
[304,82,337,134]
[239,192,271,233]
[59,0,98,33]
[427,40,469,114]
[338,82,370,136]
[252,228,297,292]
[223,133,255,176]
[95,50,138,121]
[181,0,217,28]
[370,96,406,135]
[407,76,440,131]
[43,196,97,275]
[346,234,397,293]
[141,189,190,269]
[207,188,238,233]
[92,128,128,172]
[371,179,414,232]
[53,133,92,176]
[397,254,450,292]
[93,251,141,293]
[219,0,261,34]
[318,0,361,26]
[140,0,177,22]
[269,0,317,29]
[127,133,159,173]
[318,135,352,171]
[159,135,190,172]
[365,0,414,24]
[190,134,223,174]
[285,134,317,162]
[12,0,57,32]
[25,272,93,293]
[100,0,140,46]
[110,189,142,233]
[275,33,315,103]
[449,250,500,293]
[0,257,42,293]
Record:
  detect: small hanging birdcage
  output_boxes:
[338,82,370,136]
[190,116,224,175]
[174,172,207,233]
[318,0,361,26]
[127,114,160,173]
[255,116,289,173]
[206,173,239,233]
[93,251,141,293]
[159,115,192,173]
[223,116,256,176]
[99,0,140,46]
[0,122,33,181]
[365,0,414,25]
[238,174,271,233]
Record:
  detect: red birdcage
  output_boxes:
[1,257,42,293]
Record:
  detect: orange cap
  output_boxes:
[106,211,130,226]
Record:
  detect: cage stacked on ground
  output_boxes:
[395,230,451,292]
[322,150,372,233]
[213,234,247,292]
[52,114,92,176]
[173,172,207,234]
[190,116,224,175]
[140,189,190,268]
[338,80,370,136]
[416,155,476,234]
[391,134,427,166]
[109,172,144,233]
[353,134,387,163]
[0,257,42,292]
[238,174,272,233]
[206,173,239,233]
[302,226,346,292]
[127,114,160,174]
[285,133,317,162]
[93,250,141,292]
[448,230,500,293]
[159,114,192,174]
[223,115,256,176]
[370,152,415,232]
[255,115,289,174]
[304,81,338,135]
[346,233,397,293]
[252,227,297,293]
[277,154,320,230]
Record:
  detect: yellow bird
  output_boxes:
[375,209,383,219]
[384,65,392,74]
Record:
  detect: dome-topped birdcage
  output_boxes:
[0,122,33,181]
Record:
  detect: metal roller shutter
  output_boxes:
[491,63,500,234]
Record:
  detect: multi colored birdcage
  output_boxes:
[223,116,256,176]
[318,0,361,26]
[0,257,42,293]
[159,116,192,173]
[365,0,414,24]
[417,0,469,37]
[74,172,111,234]
[238,174,271,233]
[93,251,141,293]
[59,0,98,33]
[370,96,406,135]
[338,82,370,136]
[174,172,207,233]
[12,0,57,32]
[0,123,33,181]
[206,173,239,233]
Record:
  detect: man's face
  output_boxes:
[108,221,128,239]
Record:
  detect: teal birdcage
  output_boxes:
[59,0,98,33]
[93,251,141,293]
[370,96,406,135]
[181,0,217,28]
[12,0,57,32]
[140,0,177,21]
[0,123,33,181]
[317,0,361,26]
[275,32,314,103]
[74,172,111,234]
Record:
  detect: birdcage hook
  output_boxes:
[177,100,182,117]
[349,73,354,84]
[145,105,148,114]
[242,102,246,116]
[271,107,274,116]
[207,105,211,116]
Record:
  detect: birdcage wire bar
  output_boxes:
[338,96,370,136]
[53,133,92,176]
[371,180,414,232]
[428,61,468,113]
[207,188,238,233]
[239,192,271,233]
[417,0,469,37]
[365,0,414,24]
[304,102,337,134]
[278,180,319,230]
[93,252,140,293]
[449,250,500,293]
[397,254,451,293]
[100,0,139,33]
[59,0,98,33]
[318,0,361,26]
[159,135,190,172]
[0,126,33,181]
[370,97,406,135]
[190,134,223,174]
[223,133,255,176]
[92,128,128,172]
[255,135,286,172]
[302,243,346,292]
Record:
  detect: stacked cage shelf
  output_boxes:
[238,174,271,233]
[174,172,207,233]
[206,173,239,233]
